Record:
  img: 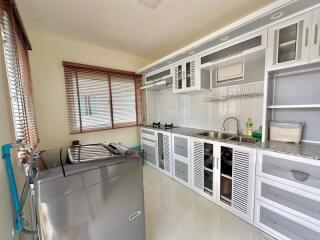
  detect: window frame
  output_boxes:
[63,61,143,134]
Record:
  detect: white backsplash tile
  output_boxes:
[146,88,263,134]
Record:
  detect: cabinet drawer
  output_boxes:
[141,128,156,140]
[257,178,320,225]
[256,201,320,240]
[174,136,188,158]
[142,143,156,166]
[174,159,189,183]
[258,151,320,195]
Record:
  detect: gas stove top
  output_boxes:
[150,122,178,130]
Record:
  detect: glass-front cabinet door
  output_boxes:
[267,12,312,70]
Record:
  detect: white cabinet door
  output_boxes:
[172,58,199,93]
[310,7,320,62]
[231,145,256,222]
[140,128,158,167]
[184,59,198,91]
[172,134,191,185]
[266,12,312,70]
[162,132,172,176]
[173,63,184,93]
[191,138,204,192]
[216,143,256,223]
[191,138,216,199]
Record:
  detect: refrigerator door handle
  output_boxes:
[128,210,141,222]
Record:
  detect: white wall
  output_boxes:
[28,30,151,150]
[0,41,16,240]
[147,88,263,133]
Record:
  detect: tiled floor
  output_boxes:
[143,165,273,240]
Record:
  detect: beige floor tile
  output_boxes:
[143,165,274,240]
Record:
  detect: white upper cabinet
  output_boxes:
[310,7,320,62]
[172,58,197,93]
[266,11,312,70]
[172,58,210,93]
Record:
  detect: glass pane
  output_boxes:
[158,133,164,170]
[178,65,182,89]
[204,143,214,170]
[111,76,137,127]
[278,23,298,63]
[77,74,112,130]
[186,62,191,88]
[204,170,213,190]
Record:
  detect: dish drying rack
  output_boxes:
[204,81,264,102]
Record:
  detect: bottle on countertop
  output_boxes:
[246,118,253,136]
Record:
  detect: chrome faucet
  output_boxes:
[221,117,240,136]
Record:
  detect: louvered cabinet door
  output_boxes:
[232,146,256,222]
[191,140,204,191]
[173,64,183,92]
[163,133,172,175]
[185,60,196,90]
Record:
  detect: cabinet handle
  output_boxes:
[305,27,309,47]
[314,24,318,44]
[128,210,141,222]
[290,169,310,182]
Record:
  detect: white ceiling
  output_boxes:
[16,0,274,60]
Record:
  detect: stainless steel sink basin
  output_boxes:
[197,131,235,140]
[228,135,260,143]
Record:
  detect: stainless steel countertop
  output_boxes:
[141,126,320,160]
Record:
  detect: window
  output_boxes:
[63,62,142,134]
[1,0,38,151]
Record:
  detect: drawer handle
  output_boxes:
[128,210,141,222]
[290,169,310,182]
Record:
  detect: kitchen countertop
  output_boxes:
[141,125,320,160]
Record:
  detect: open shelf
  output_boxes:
[279,40,296,48]
[268,104,320,109]
[221,173,232,180]
[220,195,231,205]
[265,65,320,143]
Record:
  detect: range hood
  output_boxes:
[141,76,172,90]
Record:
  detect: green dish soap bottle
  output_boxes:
[246,118,253,136]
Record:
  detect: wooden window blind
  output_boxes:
[63,62,142,134]
[0,0,38,151]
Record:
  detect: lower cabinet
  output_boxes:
[216,143,256,223]
[142,130,320,240]
[140,128,172,176]
[191,139,256,223]
[191,138,216,200]
[255,150,320,240]
[255,201,320,240]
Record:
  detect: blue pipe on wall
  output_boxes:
[2,143,23,234]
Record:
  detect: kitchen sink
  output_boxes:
[228,135,260,143]
[197,131,236,140]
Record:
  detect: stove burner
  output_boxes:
[152,122,161,128]
[165,123,174,129]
